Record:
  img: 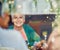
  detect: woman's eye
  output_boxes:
[13,16,23,19]
[19,17,23,18]
[14,16,17,19]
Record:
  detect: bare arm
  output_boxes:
[0,16,9,28]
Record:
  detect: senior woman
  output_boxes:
[9,12,40,46]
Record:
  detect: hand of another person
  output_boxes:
[33,40,48,50]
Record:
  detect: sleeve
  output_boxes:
[26,24,41,46]
[0,28,29,50]
[33,32,41,42]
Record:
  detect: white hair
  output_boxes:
[11,11,25,19]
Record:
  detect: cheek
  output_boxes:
[19,19,25,23]
[23,19,25,23]
[12,18,25,24]
[12,19,17,23]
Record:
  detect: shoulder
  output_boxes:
[23,24,35,32]
[0,27,21,37]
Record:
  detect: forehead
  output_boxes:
[13,13,24,17]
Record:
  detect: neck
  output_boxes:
[14,25,23,31]
[14,25,28,41]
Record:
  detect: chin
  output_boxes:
[16,25,22,27]
[14,24,21,27]
[14,23,23,27]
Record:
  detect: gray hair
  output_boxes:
[11,12,25,19]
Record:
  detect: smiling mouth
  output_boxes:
[16,22,22,24]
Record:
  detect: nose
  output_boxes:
[17,18,21,22]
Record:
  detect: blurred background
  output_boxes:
[0,0,60,46]
[0,0,60,50]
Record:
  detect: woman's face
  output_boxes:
[12,14,25,27]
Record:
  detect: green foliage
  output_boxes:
[33,0,37,7]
